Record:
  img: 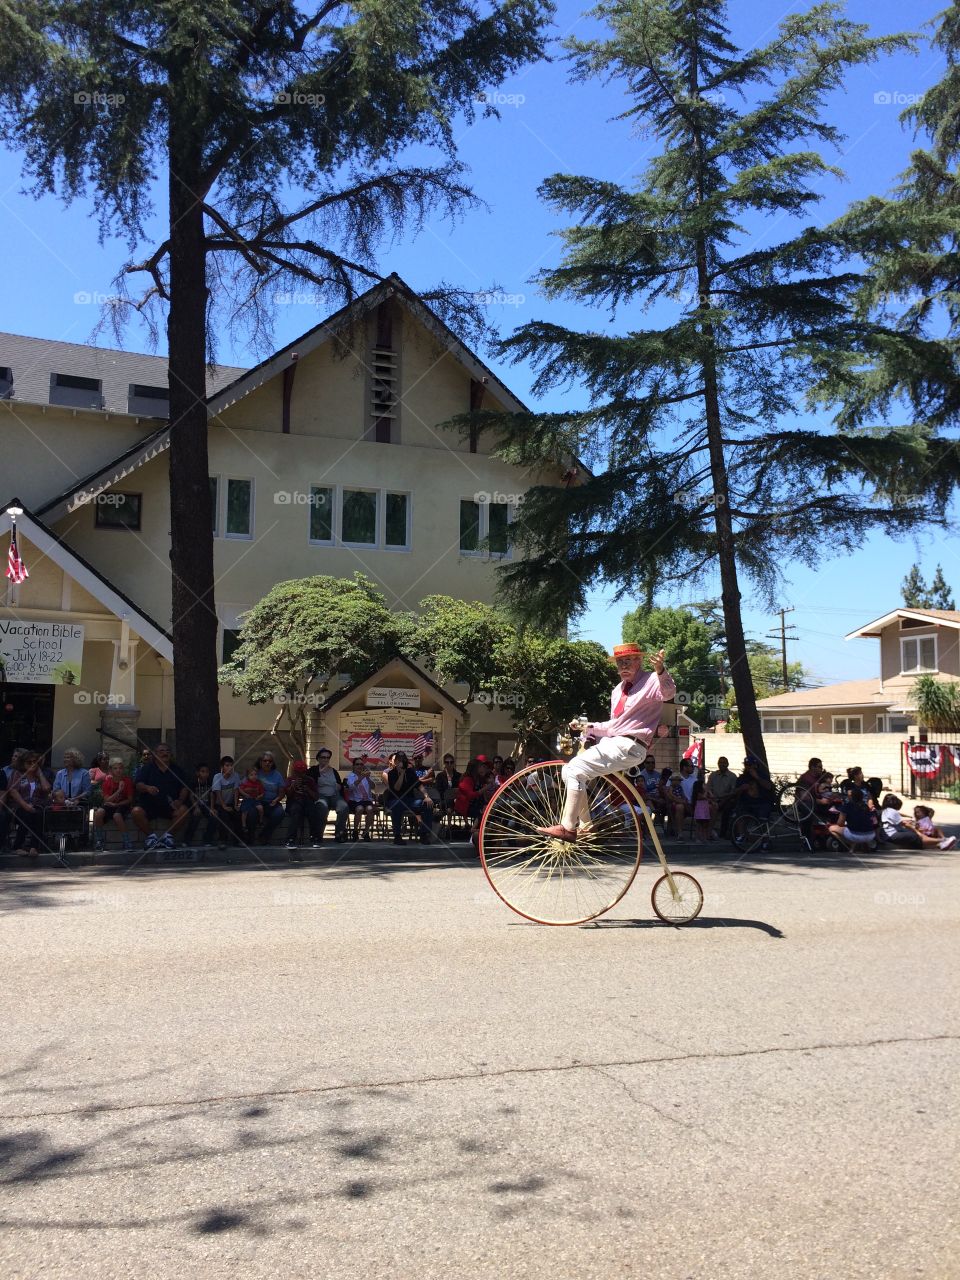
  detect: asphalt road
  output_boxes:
[1,839,958,1279]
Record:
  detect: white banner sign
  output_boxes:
[0,620,84,685]
[365,686,421,709]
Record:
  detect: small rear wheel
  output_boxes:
[651,872,703,924]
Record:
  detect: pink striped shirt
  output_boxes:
[586,668,676,743]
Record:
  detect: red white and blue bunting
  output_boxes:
[904,743,945,777]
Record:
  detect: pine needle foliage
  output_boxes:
[823,2,960,429]
[451,0,959,760]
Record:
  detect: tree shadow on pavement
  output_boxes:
[0,1049,587,1245]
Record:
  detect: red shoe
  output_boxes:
[534,824,577,841]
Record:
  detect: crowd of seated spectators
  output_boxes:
[795,757,957,852]
[0,742,523,859]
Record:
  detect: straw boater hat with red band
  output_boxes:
[612,643,644,659]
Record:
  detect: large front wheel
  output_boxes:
[479,762,643,925]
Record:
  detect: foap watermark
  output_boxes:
[74,690,128,706]
[874,891,926,907]
[476,90,526,108]
[675,486,726,511]
[674,692,729,709]
[473,490,522,506]
[475,689,525,708]
[274,290,325,305]
[273,890,330,907]
[873,90,925,106]
[273,691,325,707]
[63,889,128,911]
[274,489,328,506]
[474,290,526,308]
[73,290,124,306]
[274,91,326,107]
[74,90,125,106]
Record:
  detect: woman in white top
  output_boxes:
[344,759,375,841]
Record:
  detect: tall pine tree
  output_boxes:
[902,563,955,608]
[0,0,551,770]
[902,564,930,607]
[457,0,960,762]
[826,2,960,429]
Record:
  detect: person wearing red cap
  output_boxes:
[536,643,675,841]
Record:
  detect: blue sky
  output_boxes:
[0,0,955,688]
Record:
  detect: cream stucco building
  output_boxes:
[0,276,567,770]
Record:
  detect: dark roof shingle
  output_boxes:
[0,331,246,416]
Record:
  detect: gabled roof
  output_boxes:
[846,608,960,640]
[206,272,530,417]
[30,275,544,522]
[0,330,244,416]
[756,678,895,710]
[37,423,170,523]
[0,500,172,660]
[320,654,466,717]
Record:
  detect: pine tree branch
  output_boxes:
[202,203,269,276]
[123,240,171,302]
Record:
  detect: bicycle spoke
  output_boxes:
[479,763,643,924]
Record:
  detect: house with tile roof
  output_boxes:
[755,608,960,735]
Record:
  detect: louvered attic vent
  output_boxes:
[370,347,398,421]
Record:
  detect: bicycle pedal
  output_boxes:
[580,815,623,835]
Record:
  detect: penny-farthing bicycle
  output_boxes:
[478,755,704,926]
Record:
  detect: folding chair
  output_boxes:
[43,808,88,869]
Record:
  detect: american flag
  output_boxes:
[359,727,383,757]
[682,738,704,768]
[6,525,28,584]
[411,729,434,757]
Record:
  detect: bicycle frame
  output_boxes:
[491,760,685,902]
[604,769,685,901]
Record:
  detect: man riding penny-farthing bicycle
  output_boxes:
[478,643,704,925]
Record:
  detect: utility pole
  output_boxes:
[767,607,798,692]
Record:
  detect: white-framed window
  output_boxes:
[832,715,863,734]
[762,717,812,733]
[875,714,911,733]
[341,487,378,546]
[383,491,410,550]
[307,485,334,545]
[900,633,937,673]
[459,496,513,557]
[211,475,254,539]
[224,477,254,539]
[312,487,410,550]
[221,628,243,665]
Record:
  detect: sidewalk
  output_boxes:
[3,802,957,872]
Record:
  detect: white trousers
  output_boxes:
[560,735,649,829]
